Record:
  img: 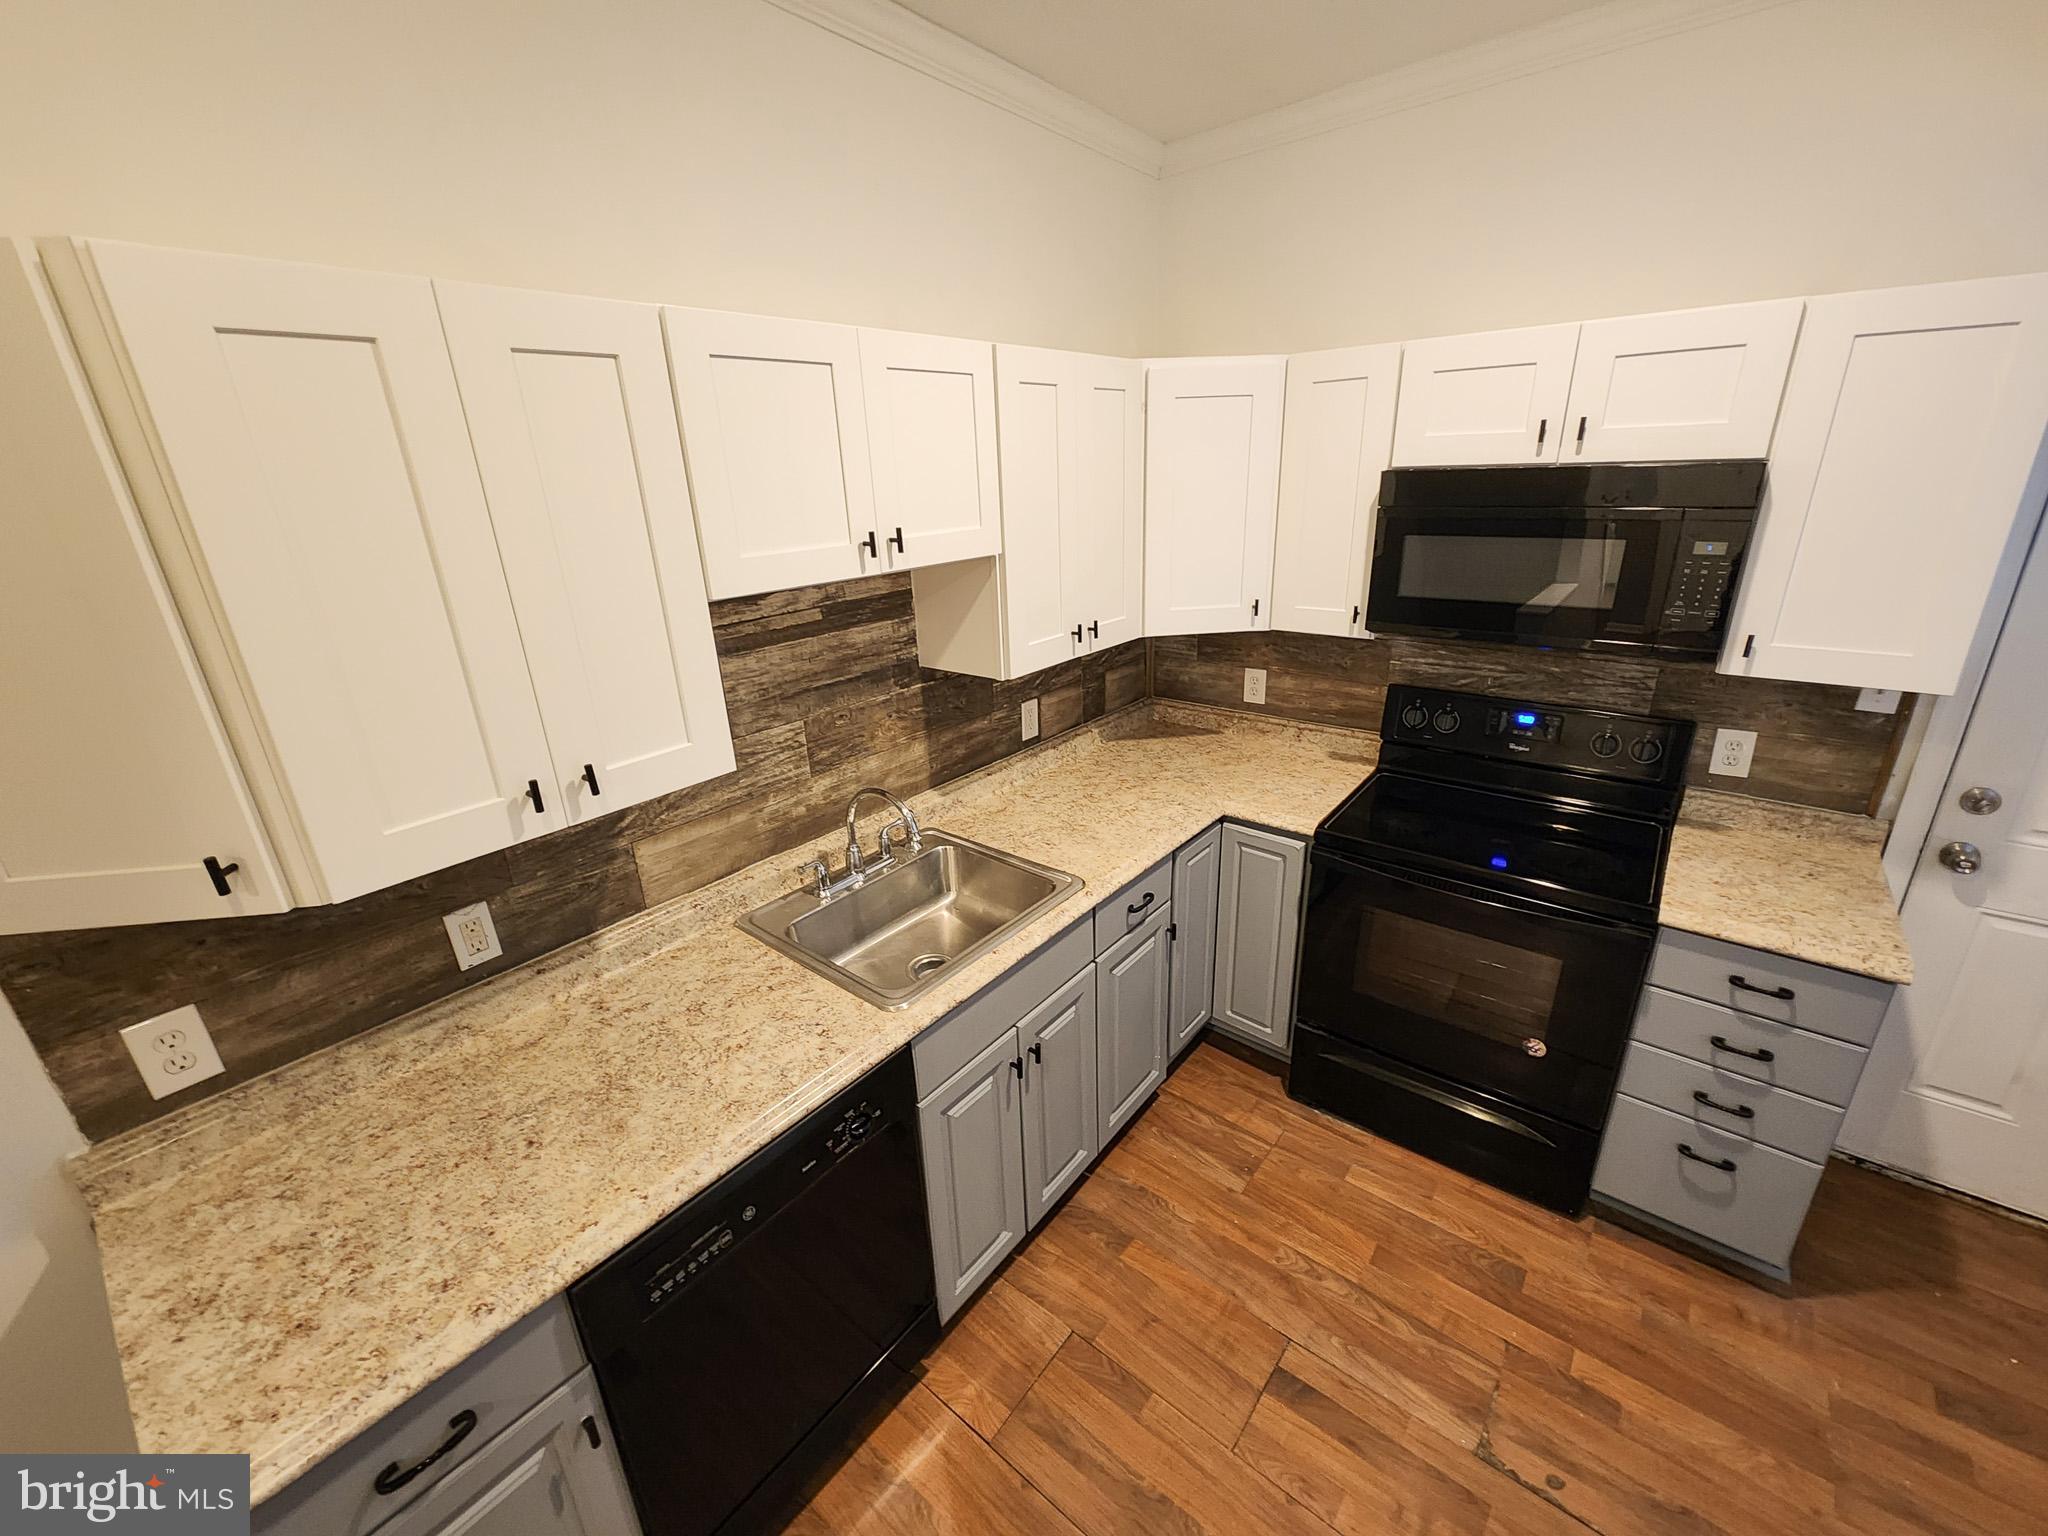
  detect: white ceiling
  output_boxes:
[891,0,1619,142]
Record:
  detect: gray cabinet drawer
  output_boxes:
[1632,985,1868,1106]
[1593,1093,1825,1272]
[1093,857,1172,954]
[912,918,1092,1096]
[253,1298,585,1536]
[1649,929,1892,1045]
[1616,1040,1845,1164]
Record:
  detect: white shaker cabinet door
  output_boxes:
[1272,343,1401,637]
[57,239,561,905]
[437,282,736,823]
[664,308,880,599]
[1068,353,1145,651]
[1721,273,2048,695]
[1144,357,1286,636]
[1391,322,1579,467]
[992,344,1082,677]
[860,328,1001,571]
[1562,299,1802,463]
[0,242,288,932]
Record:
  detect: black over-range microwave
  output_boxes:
[1365,461,1765,659]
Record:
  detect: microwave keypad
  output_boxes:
[1663,546,1733,627]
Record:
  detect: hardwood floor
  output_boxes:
[788,1040,2048,1535]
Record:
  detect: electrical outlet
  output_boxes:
[1020,697,1039,741]
[1856,687,1903,714]
[119,1004,226,1100]
[443,901,503,971]
[1244,668,1268,705]
[1711,728,1758,778]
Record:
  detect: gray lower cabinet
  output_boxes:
[1019,967,1100,1226]
[1098,903,1172,1142]
[919,1027,1031,1322]
[1168,824,1222,1058]
[1211,825,1306,1056]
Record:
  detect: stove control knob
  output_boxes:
[1431,709,1461,735]
[1399,702,1430,732]
[1589,730,1622,759]
[1628,735,1665,765]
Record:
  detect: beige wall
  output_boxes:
[0,0,1160,353]
[1156,0,2048,353]
[0,991,134,1450]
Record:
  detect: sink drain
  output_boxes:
[908,953,948,979]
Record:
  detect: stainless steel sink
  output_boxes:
[738,831,1082,1008]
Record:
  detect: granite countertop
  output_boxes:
[71,701,1908,1500]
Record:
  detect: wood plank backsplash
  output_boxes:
[1151,631,1909,814]
[1,574,1144,1141]
[3,590,1902,1143]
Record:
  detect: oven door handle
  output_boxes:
[1312,845,1652,938]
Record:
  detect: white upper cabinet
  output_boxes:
[0,243,289,933]
[1272,343,1401,637]
[46,239,562,907]
[436,282,737,821]
[911,347,1141,681]
[859,328,1001,571]
[1391,322,1579,467]
[1144,357,1286,636]
[664,308,880,599]
[1562,299,1803,462]
[1721,273,2048,695]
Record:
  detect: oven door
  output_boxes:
[1366,507,1678,650]
[1297,848,1653,1128]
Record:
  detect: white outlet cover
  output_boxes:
[1710,727,1758,778]
[1244,668,1268,705]
[119,1003,226,1100]
[1020,697,1040,741]
[444,901,504,971]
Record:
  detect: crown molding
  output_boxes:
[1160,0,1795,176]
[760,0,1165,176]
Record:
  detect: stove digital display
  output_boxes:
[1489,707,1561,743]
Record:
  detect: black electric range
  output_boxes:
[1288,684,1693,1214]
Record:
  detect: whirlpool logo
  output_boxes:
[3,1455,249,1533]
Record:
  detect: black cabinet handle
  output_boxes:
[1536,417,1548,449]
[1692,1089,1755,1120]
[1072,624,1083,644]
[1010,1057,1023,1079]
[525,778,545,814]
[581,1415,602,1449]
[1576,415,1588,448]
[1709,1034,1775,1063]
[1729,975,1794,1001]
[374,1410,478,1495]
[862,531,878,558]
[1127,891,1156,916]
[889,526,905,554]
[1029,1042,1042,1064]
[1251,597,1260,618]
[1742,634,1756,659]
[1089,619,1100,639]
[581,763,601,796]
[1166,922,1178,942]
[202,855,239,897]
[1678,1143,1738,1173]
[1352,605,1361,624]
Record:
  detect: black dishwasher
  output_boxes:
[570,1049,935,1536]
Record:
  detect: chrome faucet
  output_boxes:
[796,787,924,900]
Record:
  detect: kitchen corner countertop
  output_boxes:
[71,701,1907,1500]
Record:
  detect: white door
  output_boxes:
[1069,354,1145,651]
[0,242,288,932]
[664,308,880,599]
[1562,298,1803,462]
[70,239,560,905]
[1391,322,1580,467]
[992,345,1081,676]
[1143,357,1286,636]
[1839,514,2048,1217]
[1271,343,1401,637]
[1721,273,2048,695]
[860,328,1000,571]
[437,282,737,822]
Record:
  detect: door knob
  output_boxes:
[1959,786,2003,815]
[1937,840,1982,875]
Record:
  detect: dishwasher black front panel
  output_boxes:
[571,1049,935,1536]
